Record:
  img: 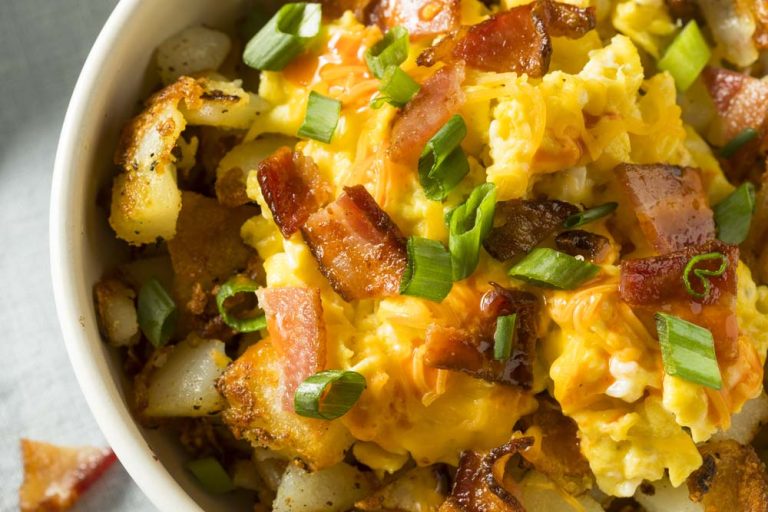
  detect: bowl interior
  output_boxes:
[52,0,260,509]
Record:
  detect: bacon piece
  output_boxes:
[388,62,465,165]
[619,240,739,363]
[19,439,117,512]
[687,440,768,512]
[257,147,332,238]
[440,438,533,512]
[482,199,578,261]
[616,164,715,254]
[555,230,610,263]
[424,283,539,388]
[518,399,593,495]
[257,287,326,410]
[301,185,407,301]
[417,0,595,76]
[368,0,460,39]
[702,67,768,183]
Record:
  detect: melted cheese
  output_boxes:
[232,6,768,495]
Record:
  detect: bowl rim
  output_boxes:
[50,0,204,510]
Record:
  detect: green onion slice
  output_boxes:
[657,20,710,92]
[186,457,236,494]
[655,313,722,389]
[714,182,756,245]
[137,278,177,348]
[682,252,729,299]
[449,183,497,281]
[243,2,321,71]
[294,370,367,419]
[365,26,409,79]
[508,248,600,289]
[400,237,453,301]
[370,66,420,109]
[215,276,267,333]
[298,91,341,143]
[418,115,470,201]
[563,202,618,229]
[493,314,517,361]
[719,128,759,158]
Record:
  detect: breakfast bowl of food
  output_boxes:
[51,0,768,510]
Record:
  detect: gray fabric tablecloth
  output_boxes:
[0,0,155,510]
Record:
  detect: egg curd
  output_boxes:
[226,5,768,497]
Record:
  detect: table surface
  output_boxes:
[0,0,156,510]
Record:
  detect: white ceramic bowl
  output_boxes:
[51,1,255,510]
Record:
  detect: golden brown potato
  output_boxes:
[110,76,267,245]
[167,191,258,331]
[218,340,354,470]
[687,439,768,512]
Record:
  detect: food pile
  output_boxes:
[94,0,768,510]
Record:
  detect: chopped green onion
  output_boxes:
[655,313,722,389]
[508,248,600,289]
[243,2,321,71]
[365,26,409,79]
[298,91,341,143]
[493,314,517,361]
[563,202,618,229]
[719,128,759,158]
[683,252,729,299]
[657,20,710,91]
[137,278,177,347]
[294,370,367,419]
[186,457,235,494]
[400,237,453,301]
[714,182,756,244]
[418,115,470,201]
[370,66,420,109]
[215,276,267,333]
[449,183,497,281]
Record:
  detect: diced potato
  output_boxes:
[218,340,354,469]
[94,277,139,347]
[712,393,768,445]
[180,79,271,130]
[144,336,231,417]
[634,477,703,512]
[110,76,266,245]
[273,463,375,512]
[517,471,604,512]
[156,26,232,85]
[355,466,446,511]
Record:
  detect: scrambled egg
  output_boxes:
[231,3,768,498]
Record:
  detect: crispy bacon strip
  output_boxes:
[424,283,539,388]
[687,440,768,512]
[257,287,326,410]
[555,230,611,263]
[417,0,595,76]
[483,199,578,262]
[257,147,332,238]
[616,164,715,254]
[440,437,533,512]
[518,399,593,495]
[19,439,117,512]
[368,0,460,39]
[619,240,739,363]
[388,62,466,165]
[301,185,407,301]
[702,67,768,183]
